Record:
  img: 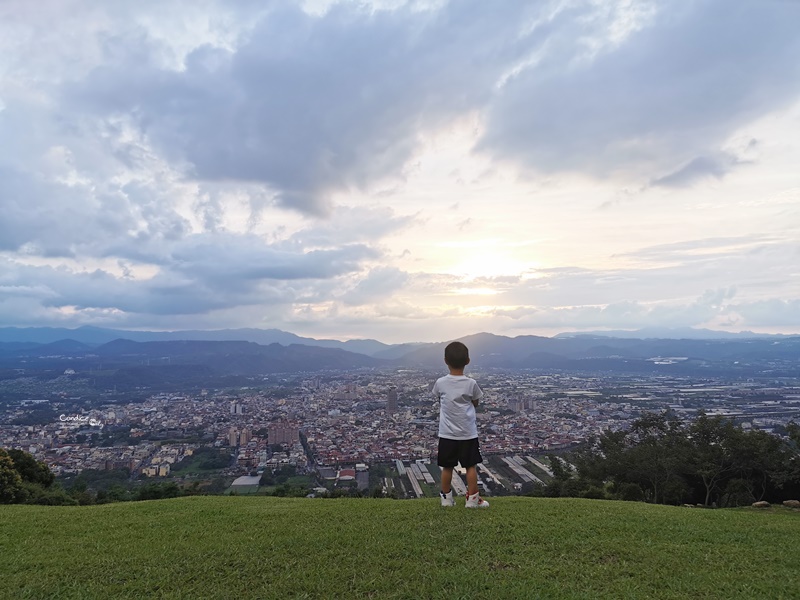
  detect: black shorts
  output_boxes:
[437,437,482,469]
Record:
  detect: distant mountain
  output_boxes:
[93,339,385,374]
[397,331,800,375]
[372,342,429,360]
[554,327,776,340]
[0,326,391,356]
[2,327,799,377]
[33,339,94,355]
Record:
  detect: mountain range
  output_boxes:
[0,326,798,379]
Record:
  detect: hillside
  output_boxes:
[2,497,798,599]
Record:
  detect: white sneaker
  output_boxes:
[465,492,489,509]
[440,490,455,507]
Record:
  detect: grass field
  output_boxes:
[2,496,799,599]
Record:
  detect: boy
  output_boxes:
[433,341,489,509]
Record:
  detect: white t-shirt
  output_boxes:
[433,374,483,440]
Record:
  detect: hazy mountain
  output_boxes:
[1,327,799,378]
[93,339,385,374]
[0,326,390,356]
[397,331,800,374]
[32,339,94,356]
[554,327,776,340]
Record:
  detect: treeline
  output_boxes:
[538,413,800,506]
[0,448,215,505]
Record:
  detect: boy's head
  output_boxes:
[444,341,470,370]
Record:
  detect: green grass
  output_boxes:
[2,497,799,599]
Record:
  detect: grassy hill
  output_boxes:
[2,496,799,599]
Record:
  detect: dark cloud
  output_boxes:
[479,0,800,182]
[37,0,800,217]
[0,232,376,320]
[67,0,534,214]
[167,233,379,285]
[0,166,139,257]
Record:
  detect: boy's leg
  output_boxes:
[465,465,479,496]
[441,467,453,494]
[464,464,489,508]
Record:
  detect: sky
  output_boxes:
[1,0,799,344]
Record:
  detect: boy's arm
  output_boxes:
[471,382,483,407]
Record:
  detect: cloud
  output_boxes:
[12,0,800,220]
[650,153,744,188]
[168,233,379,285]
[479,0,800,183]
[0,166,160,258]
[280,205,416,250]
[67,0,533,214]
[614,235,782,263]
[341,266,409,305]
[1,1,799,338]
[733,299,800,327]
[0,229,379,324]
[478,288,740,331]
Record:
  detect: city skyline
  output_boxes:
[1,0,799,343]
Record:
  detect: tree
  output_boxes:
[732,428,797,501]
[547,455,572,481]
[575,413,690,504]
[787,421,800,448]
[623,413,690,504]
[0,449,25,504]
[136,481,180,501]
[686,414,739,506]
[6,449,55,488]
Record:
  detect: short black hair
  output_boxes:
[444,341,470,369]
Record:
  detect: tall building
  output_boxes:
[240,428,251,445]
[229,427,239,447]
[386,388,398,415]
[268,424,299,445]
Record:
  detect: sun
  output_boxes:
[438,240,539,279]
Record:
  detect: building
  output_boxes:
[269,424,299,445]
[240,428,251,445]
[386,388,398,415]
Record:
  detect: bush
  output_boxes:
[21,482,78,506]
[581,485,607,500]
[615,482,644,502]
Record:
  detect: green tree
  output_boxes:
[687,414,739,506]
[136,481,180,501]
[0,449,25,504]
[625,413,689,504]
[547,455,572,481]
[572,413,690,504]
[732,428,796,501]
[6,449,55,488]
[787,421,800,448]
[106,484,132,502]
